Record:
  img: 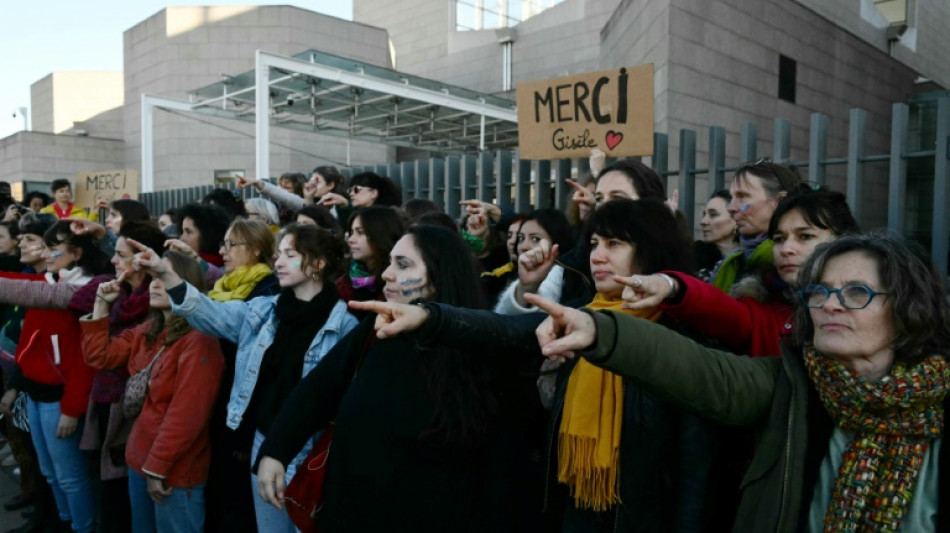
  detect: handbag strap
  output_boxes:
[140,346,166,375]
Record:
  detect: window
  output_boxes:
[778,55,796,104]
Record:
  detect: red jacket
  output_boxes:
[81,317,224,488]
[13,272,94,417]
[660,272,793,357]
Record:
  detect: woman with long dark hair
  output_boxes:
[256,225,544,532]
[336,207,404,314]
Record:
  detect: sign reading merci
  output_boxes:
[515,65,654,160]
[73,169,139,211]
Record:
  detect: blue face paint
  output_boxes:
[49,250,65,259]
[739,204,751,212]
[399,278,423,286]
[290,260,302,269]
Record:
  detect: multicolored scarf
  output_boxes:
[804,348,949,533]
[349,261,376,290]
[557,293,663,511]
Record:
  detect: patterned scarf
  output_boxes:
[557,293,663,511]
[804,348,949,533]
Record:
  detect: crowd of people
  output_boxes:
[0,152,946,533]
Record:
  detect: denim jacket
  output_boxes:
[170,282,358,431]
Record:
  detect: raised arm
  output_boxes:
[530,294,779,426]
[0,275,78,309]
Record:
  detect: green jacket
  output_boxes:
[582,309,949,533]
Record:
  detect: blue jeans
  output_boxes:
[128,469,205,533]
[25,397,95,533]
[251,430,300,533]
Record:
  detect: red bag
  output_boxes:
[283,423,334,532]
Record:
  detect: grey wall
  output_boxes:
[0,132,124,188]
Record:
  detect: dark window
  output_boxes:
[779,55,797,103]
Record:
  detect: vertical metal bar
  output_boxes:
[846,108,868,224]
[400,161,415,200]
[535,160,551,209]
[654,132,669,188]
[375,165,388,177]
[460,154,477,202]
[515,156,532,213]
[740,123,757,164]
[496,151,513,212]
[887,103,909,234]
[708,126,726,193]
[808,113,829,185]
[679,129,697,230]
[141,95,154,192]
[429,158,445,209]
[414,160,429,200]
[932,97,949,277]
[387,163,403,204]
[556,159,572,210]
[446,156,461,219]
[255,51,271,182]
[773,118,791,162]
[478,152,494,202]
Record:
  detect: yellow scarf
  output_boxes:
[557,292,663,511]
[208,263,273,302]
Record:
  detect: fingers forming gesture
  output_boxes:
[348,300,429,339]
[526,293,596,362]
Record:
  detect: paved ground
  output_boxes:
[0,459,28,532]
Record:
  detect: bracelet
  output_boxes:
[657,273,678,300]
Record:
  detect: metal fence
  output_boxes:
[141,96,950,275]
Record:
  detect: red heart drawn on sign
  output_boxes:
[605,131,624,151]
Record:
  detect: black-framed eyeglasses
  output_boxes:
[219,240,247,251]
[798,283,889,310]
[348,185,375,195]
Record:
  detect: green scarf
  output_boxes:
[804,348,949,533]
[711,239,774,291]
[208,263,273,302]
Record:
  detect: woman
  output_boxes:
[256,225,543,532]
[177,203,231,267]
[695,189,737,279]
[624,186,859,357]
[203,218,279,533]
[69,221,167,533]
[491,209,574,308]
[0,220,114,533]
[296,204,341,235]
[357,200,711,531]
[244,197,280,231]
[337,206,404,312]
[711,159,800,291]
[39,179,93,221]
[531,232,950,531]
[324,171,401,209]
[70,198,152,259]
[81,251,224,533]
[132,224,357,533]
[0,220,23,272]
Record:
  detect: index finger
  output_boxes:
[115,270,129,284]
[126,238,150,252]
[613,275,642,288]
[524,293,568,318]
[458,199,483,208]
[564,179,588,193]
[348,300,393,314]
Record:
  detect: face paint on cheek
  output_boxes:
[290,260,302,270]
[740,204,751,212]
[398,277,426,297]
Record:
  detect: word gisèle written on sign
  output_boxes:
[515,65,654,160]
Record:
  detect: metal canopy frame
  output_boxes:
[140,49,519,191]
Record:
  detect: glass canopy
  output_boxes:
[187,49,519,154]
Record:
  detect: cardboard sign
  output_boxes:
[73,169,139,210]
[515,65,654,160]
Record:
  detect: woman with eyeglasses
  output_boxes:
[334,172,402,209]
[201,218,280,532]
[130,223,357,533]
[711,159,800,291]
[528,232,950,532]
[622,185,858,357]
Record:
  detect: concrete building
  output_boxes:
[354,0,950,230]
[1,5,393,193]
